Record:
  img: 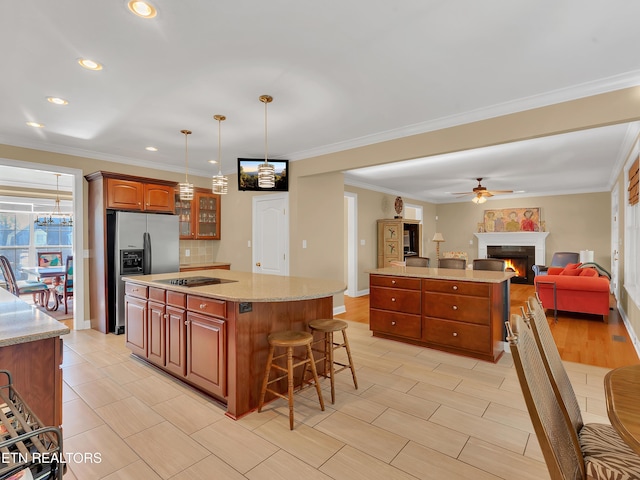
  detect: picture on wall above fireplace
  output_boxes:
[483,207,541,233]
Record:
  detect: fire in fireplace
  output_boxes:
[487,245,536,285]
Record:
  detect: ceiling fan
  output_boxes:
[452,178,513,204]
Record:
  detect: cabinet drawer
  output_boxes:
[187,295,227,319]
[370,287,421,314]
[370,275,421,290]
[125,283,148,299]
[167,290,186,308]
[370,310,421,339]
[149,287,165,303]
[423,279,490,297]
[423,292,490,324]
[425,318,491,354]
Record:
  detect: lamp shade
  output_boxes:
[432,232,444,242]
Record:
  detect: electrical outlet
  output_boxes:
[185,249,190,257]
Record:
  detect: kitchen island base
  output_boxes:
[122,272,342,419]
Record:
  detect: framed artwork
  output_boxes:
[483,208,541,232]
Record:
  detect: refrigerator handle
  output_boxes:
[143,232,151,274]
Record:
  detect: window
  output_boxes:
[625,150,640,305]
[0,211,72,282]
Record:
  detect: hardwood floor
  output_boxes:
[336,284,640,369]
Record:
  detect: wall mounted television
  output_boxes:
[237,158,289,192]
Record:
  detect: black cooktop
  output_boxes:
[156,276,237,287]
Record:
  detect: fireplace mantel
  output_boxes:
[474,232,549,265]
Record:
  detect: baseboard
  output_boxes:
[616,299,640,359]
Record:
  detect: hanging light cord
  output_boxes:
[264,98,269,165]
[218,117,223,174]
[184,130,190,183]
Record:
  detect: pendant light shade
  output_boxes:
[258,94,275,188]
[179,129,194,201]
[472,194,487,204]
[211,115,228,195]
[34,173,73,227]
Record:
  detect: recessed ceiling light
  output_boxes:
[78,58,103,71]
[26,122,44,128]
[208,160,218,164]
[145,146,158,152]
[47,97,69,106]
[128,1,157,18]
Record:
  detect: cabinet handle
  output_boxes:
[452,285,458,290]
[391,321,396,326]
[391,297,396,302]
[452,305,458,310]
[199,303,207,309]
[391,280,396,284]
[452,332,458,337]
[184,320,190,326]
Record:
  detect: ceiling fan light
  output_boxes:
[472,195,487,204]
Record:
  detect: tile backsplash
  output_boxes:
[179,240,215,265]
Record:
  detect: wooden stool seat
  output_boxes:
[258,330,325,430]
[308,318,358,404]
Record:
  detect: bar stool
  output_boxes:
[258,330,325,430]
[308,319,358,404]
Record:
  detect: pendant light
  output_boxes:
[34,173,73,227]
[211,115,228,195]
[178,129,194,201]
[258,94,275,188]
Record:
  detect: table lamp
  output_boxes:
[432,232,445,259]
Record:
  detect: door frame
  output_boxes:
[344,192,358,297]
[0,158,86,329]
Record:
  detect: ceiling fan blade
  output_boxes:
[452,192,474,196]
[486,190,514,195]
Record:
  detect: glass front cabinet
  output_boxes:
[176,188,221,240]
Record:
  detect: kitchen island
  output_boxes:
[122,269,345,419]
[0,288,69,428]
[369,266,514,363]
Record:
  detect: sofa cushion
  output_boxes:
[579,268,598,277]
[559,269,582,276]
[565,262,582,270]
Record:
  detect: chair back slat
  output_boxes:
[508,314,585,480]
[438,258,466,269]
[473,259,506,271]
[0,255,19,295]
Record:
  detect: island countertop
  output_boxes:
[369,266,515,283]
[0,288,70,347]
[123,269,346,302]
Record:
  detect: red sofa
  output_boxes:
[533,263,611,323]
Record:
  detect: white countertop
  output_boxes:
[123,269,346,302]
[369,266,515,283]
[0,288,70,347]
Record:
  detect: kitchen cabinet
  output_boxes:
[106,178,175,213]
[123,284,226,400]
[377,219,422,267]
[86,171,179,334]
[369,273,508,362]
[176,188,221,240]
[165,291,187,376]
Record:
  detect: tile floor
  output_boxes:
[60,321,613,479]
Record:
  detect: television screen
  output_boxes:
[237,158,289,192]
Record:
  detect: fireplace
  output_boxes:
[487,245,536,284]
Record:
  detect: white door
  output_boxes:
[252,193,289,276]
[611,185,620,298]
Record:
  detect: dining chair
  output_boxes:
[437,257,466,269]
[507,313,640,479]
[37,251,63,286]
[405,256,430,267]
[472,258,506,271]
[0,255,50,306]
[55,256,73,314]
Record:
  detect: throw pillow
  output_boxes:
[564,262,582,270]
[579,268,598,277]
[560,269,582,276]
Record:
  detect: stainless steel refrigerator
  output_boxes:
[107,211,179,334]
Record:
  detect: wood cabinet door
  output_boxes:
[186,311,226,398]
[147,300,166,366]
[107,178,144,210]
[175,194,195,239]
[144,183,175,213]
[125,295,147,357]
[194,192,220,239]
[165,305,186,376]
